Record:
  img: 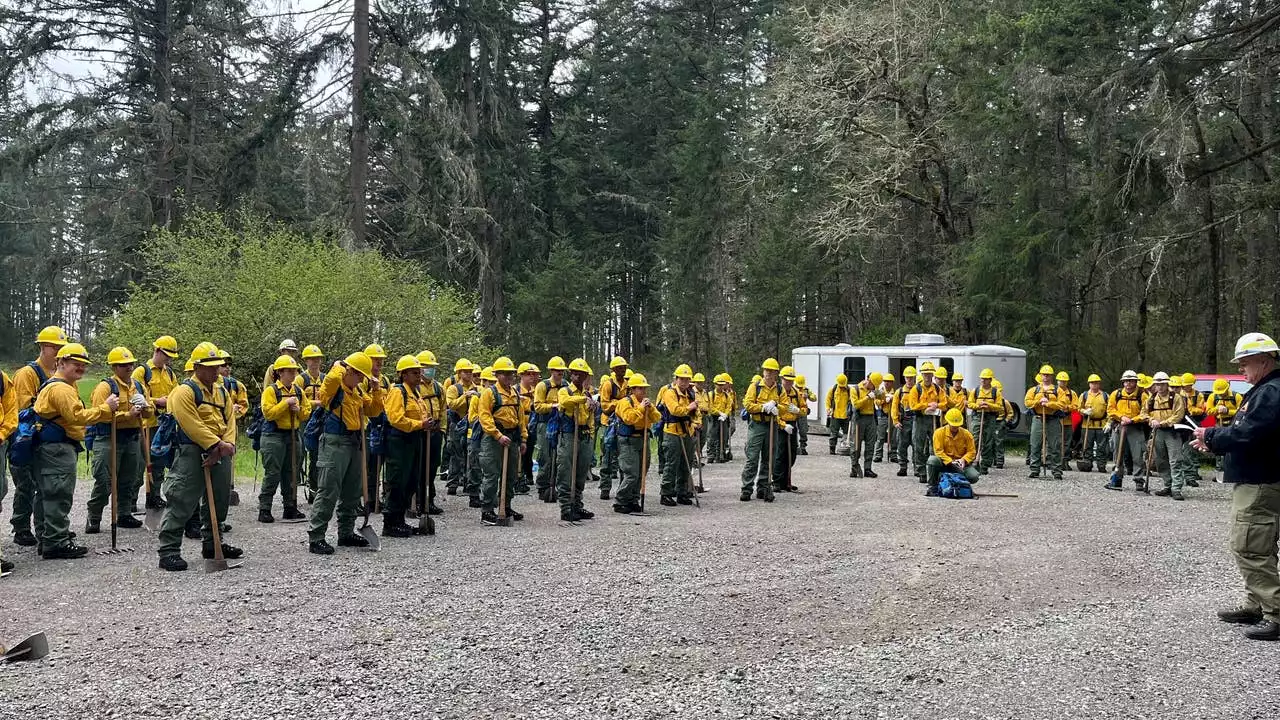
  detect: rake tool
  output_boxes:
[98,418,133,555]
[281,410,307,523]
[357,425,381,550]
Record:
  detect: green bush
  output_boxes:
[98,210,497,395]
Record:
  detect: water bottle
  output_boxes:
[532,460,540,475]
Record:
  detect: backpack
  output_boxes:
[9,378,73,466]
[150,380,225,467]
[304,388,345,454]
[246,404,265,451]
[938,472,974,499]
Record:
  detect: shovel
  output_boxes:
[1076,425,1091,472]
[203,463,241,572]
[1,632,50,663]
[98,418,133,555]
[417,430,436,535]
[1107,426,1127,487]
[638,426,650,514]
[676,434,701,508]
[850,416,863,478]
[141,426,162,531]
[357,425,380,550]
[280,411,307,523]
[494,439,514,526]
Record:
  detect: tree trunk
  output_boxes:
[350,0,370,247]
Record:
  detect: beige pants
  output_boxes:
[1230,483,1280,621]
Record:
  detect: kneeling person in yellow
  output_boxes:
[926,409,980,497]
[156,343,240,571]
[658,364,700,506]
[258,355,311,524]
[478,357,527,525]
[613,374,661,514]
[32,343,119,559]
[307,352,383,554]
[85,347,152,534]
[556,359,598,522]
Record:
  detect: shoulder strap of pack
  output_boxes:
[28,360,47,385]
[105,377,120,396]
[143,363,154,384]
[490,384,503,411]
[182,378,204,406]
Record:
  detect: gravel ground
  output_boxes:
[2,443,1276,719]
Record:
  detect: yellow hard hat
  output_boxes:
[751,374,762,384]
[344,351,374,378]
[780,366,796,380]
[836,374,848,386]
[979,368,994,379]
[469,361,483,373]
[1233,332,1280,361]
[1038,364,1054,376]
[36,326,69,346]
[569,358,592,374]
[1168,374,1182,388]
[363,343,387,359]
[628,373,651,388]
[1056,371,1070,382]
[153,335,179,358]
[993,379,1003,389]
[273,355,302,371]
[480,366,497,382]
[547,356,568,371]
[395,355,422,373]
[106,347,136,366]
[1182,372,1196,387]
[1213,378,1230,394]
[454,358,472,373]
[183,359,194,372]
[723,374,735,385]
[953,372,964,381]
[1138,374,1153,389]
[218,349,233,361]
[609,356,628,369]
[761,357,781,371]
[624,368,634,379]
[191,342,225,367]
[903,366,917,378]
[935,366,947,379]
[674,363,694,379]
[714,373,728,384]
[416,350,438,366]
[883,373,895,382]
[693,372,706,383]
[516,361,534,374]
[492,356,517,372]
[945,408,964,427]
[56,342,91,364]
[1088,373,1102,383]
[868,372,884,386]
[302,344,325,359]
[919,361,935,373]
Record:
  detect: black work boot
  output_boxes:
[309,539,335,555]
[896,468,908,477]
[1105,478,1122,491]
[158,554,188,571]
[282,507,306,521]
[384,514,413,537]
[338,534,370,547]
[258,509,275,524]
[202,543,244,559]
[481,510,500,525]
[13,528,37,546]
[117,514,142,529]
[1245,621,1280,641]
[660,496,677,506]
[42,541,89,560]
[560,507,580,522]
[740,491,751,501]
[864,466,877,478]
[1154,488,1172,497]
[1218,607,1264,625]
[575,507,595,520]
[84,518,102,535]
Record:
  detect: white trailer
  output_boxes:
[791,334,1029,433]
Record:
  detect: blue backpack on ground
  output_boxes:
[939,472,974,499]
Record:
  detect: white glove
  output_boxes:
[719,413,728,421]
[787,404,800,414]
[783,424,794,435]
[763,400,777,415]
[131,393,148,409]
[1082,408,1092,417]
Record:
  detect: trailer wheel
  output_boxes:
[1006,403,1023,432]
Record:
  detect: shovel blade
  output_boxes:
[203,558,244,573]
[2,632,49,663]
[358,524,381,551]
[417,515,435,536]
[228,489,240,506]
[279,517,307,524]
[144,507,163,532]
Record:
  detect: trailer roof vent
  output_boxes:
[904,333,947,346]
[834,342,853,348]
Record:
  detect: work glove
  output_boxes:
[1082,408,1092,417]
[130,393,147,409]
[782,423,794,435]
[719,413,728,421]
[787,404,800,415]
[762,400,777,415]
[1216,405,1227,414]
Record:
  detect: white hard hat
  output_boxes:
[1120,370,1138,381]
[278,338,299,351]
[1151,371,1170,383]
[1232,332,1279,362]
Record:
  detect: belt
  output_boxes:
[325,428,359,438]
[559,429,593,436]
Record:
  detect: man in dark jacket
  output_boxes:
[1194,332,1280,641]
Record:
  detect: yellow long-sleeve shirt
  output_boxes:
[709,388,736,415]
[743,379,784,422]
[890,383,915,425]
[131,360,178,427]
[223,376,249,418]
[446,378,476,419]
[532,378,563,417]
[318,364,383,432]
[658,384,699,437]
[907,382,946,414]
[1183,390,1206,419]
[968,386,1003,414]
[90,375,154,430]
[1207,391,1242,422]
[301,368,326,404]
[932,426,976,465]
[851,383,877,416]
[1107,388,1146,423]
[1144,391,1186,427]
[616,396,661,434]
[825,384,852,420]
[1078,389,1108,429]
[261,381,312,430]
[1057,387,1079,414]
[479,383,527,441]
[420,380,447,431]
[599,376,627,419]
[169,377,237,450]
[33,373,114,443]
[558,382,595,432]
[777,384,802,426]
[0,371,17,439]
[1024,384,1070,415]
[948,387,967,412]
[14,357,57,410]
[695,389,712,426]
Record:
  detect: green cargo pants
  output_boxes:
[926,456,980,490]
[308,434,364,542]
[874,414,890,462]
[556,429,592,511]
[157,446,232,557]
[1078,424,1107,472]
[1152,428,1186,492]
[993,420,1007,467]
[383,431,422,515]
[911,414,937,477]
[8,461,38,535]
[86,429,143,522]
[827,418,849,453]
[480,431,521,510]
[599,419,619,493]
[852,414,876,471]
[258,431,301,514]
[615,435,646,507]
[1230,483,1280,622]
[33,442,79,548]
[969,412,999,472]
[661,433,695,500]
[534,423,557,496]
[739,420,777,496]
[704,416,729,462]
[446,421,467,490]
[1028,415,1063,478]
[1112,424,1149,480]
[797,416,809,451]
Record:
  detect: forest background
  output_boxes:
[2,0,1277,389]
